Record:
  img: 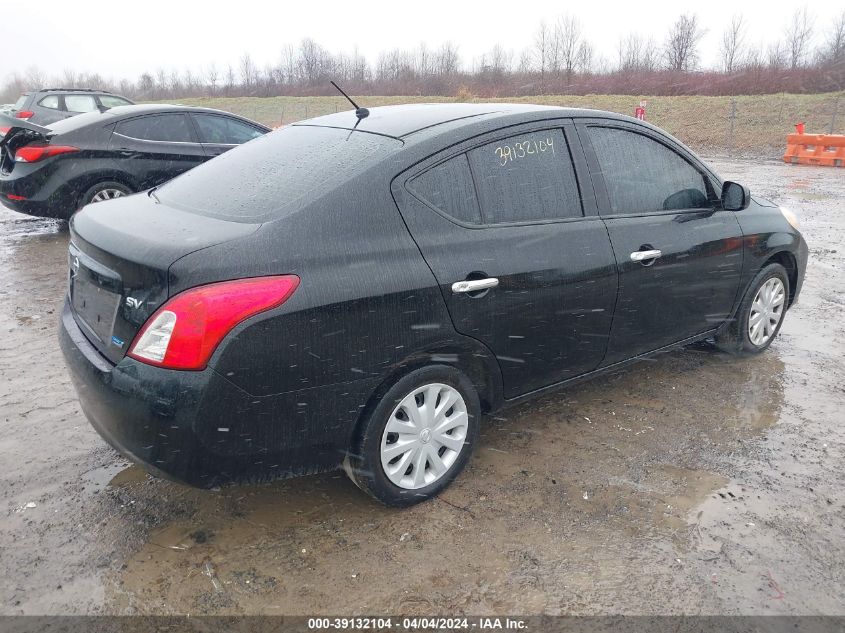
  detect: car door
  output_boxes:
[392,122,618,399]
[110,113,207,188]
[62,94,99,120]
[33,94,65,125]
[576,120,744,365]
[190,113,266,158]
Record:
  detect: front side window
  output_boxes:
[64,95,98,113]
[193,114,265,145]
[408,154,481,224]
[588,126,710,214]
[467,129,582,224]
[116,114,195,143]
[38,95,61,110]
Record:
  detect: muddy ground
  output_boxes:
[0,158,843,616]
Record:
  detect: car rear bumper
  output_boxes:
[0,166,78,219]
[59,299,376,487]
[0,193,70,218]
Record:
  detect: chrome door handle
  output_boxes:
[451,278,499,294]
[630,249,662,262]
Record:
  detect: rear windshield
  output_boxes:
[14,95,27,109]
[156,126,402,223]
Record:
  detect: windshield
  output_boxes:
[156,125,402,223]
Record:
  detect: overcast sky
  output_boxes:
[2,0,843,81]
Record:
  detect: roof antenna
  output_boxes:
[330,81,369,120]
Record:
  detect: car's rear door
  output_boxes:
[393,121,618,399]
[190,113,266,157]
[575,119,744,365]
[62,94,99,121]
[33,94,65,125]
[110,113,207,188]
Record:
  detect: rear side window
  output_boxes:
[468,129,582,224]
[98,95,133,108]
[588,127,709,214]
[157,126,401,222]
[408,154,481,224]
[38,95,61,109]
[192,114,265,144]
[116,114,195,143]
[64,95,98,113]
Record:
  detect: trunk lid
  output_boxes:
[0,114,52,172]
[68,191,261,363]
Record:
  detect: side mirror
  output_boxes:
[721,181,751,211]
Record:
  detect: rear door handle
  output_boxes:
[451,278,499,294]
[630,249,662,262]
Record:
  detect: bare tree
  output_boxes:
[822,10,845,65]
[168,69,182,96]
[155,68,168,97]
[720,14,746,73]
[224,65,235,96]
[350,46,369,83]
[486,44,513,75]
[25,66,46,89]
[576,41,594,74]
[206,63,218,94]
[767,41,787,70]
[183,68,197,95]
[138,72,154,97]
[414,43,432,78]
[435,42,460,76]
[534,21,551,80]
[618,33,658,72]
[618,33,643,71]
[784,7,814,69]
[663,13,706,71]
[477,44,513,80]
[555,14,586,79]
[240,52,257,90]
[61,68,78,88]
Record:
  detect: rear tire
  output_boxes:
[344,365,480,507]
[78,181,132,209]
[715,263,789,355]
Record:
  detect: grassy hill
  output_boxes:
[160,92,844,158]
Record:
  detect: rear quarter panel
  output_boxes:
[167,171,501,404]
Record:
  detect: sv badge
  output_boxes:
[125,297,144,309]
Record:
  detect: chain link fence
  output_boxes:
[169,92,844,160]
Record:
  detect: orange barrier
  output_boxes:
[783,133,845,167]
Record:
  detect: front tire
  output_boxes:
[344,365,480,507]
[715,263,790,355]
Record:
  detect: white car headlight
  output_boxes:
[780,206,800,230]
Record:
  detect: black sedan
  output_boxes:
[0,104,270,219]
[59,104,807,506]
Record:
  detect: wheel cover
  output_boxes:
[748,277,786,346]
[380,383,469,490]
[90,188,125,203]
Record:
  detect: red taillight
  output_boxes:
[0,126,9,136]
[14,144,79,163]
[128,275,300,371]
[6,194,26,201]
[15,111,34,120]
